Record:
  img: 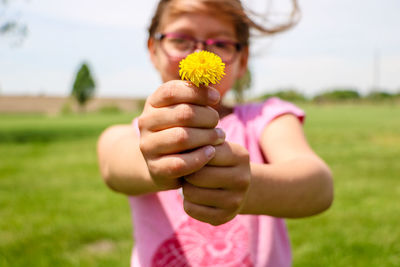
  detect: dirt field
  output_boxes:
[0,95,144,114]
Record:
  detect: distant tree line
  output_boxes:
[255,87,400,103]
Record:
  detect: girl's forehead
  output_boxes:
[160,12,236,38]
[159,0,236,28]
[159,8,236,35]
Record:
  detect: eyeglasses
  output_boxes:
[154,32,243,64]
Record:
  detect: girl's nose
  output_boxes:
[194,41,206,52]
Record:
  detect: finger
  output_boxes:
[147,145,215,179]
[184,166,250,190]
[140,127,225,155]
[152,176,184,191]
[183,199,235,226]
[138,104,219,132]
[148,80,220,108]
[207,142,249,166]
[182,182,241,211]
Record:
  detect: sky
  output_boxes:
[1,0,400,98]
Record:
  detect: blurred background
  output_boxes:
[1,0,399,100]
[1,0,399,266]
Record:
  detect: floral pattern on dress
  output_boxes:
[152,217,253,267]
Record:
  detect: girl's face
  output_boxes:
[148,9,248,98]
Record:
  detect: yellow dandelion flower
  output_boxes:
[179,51,225,87]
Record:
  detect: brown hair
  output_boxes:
[148,0,300,46]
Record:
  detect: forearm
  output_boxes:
[97,126,161,196]
[240,156,333,218]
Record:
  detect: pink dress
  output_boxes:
[130,98,305,267]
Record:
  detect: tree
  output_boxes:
[71,62,96,110]
[0,0,28,45]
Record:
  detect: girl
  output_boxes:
[97,0,334,266]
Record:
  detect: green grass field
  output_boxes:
[1,104,399,266]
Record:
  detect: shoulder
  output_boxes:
[233,97,305,139]
[235,97,304,121]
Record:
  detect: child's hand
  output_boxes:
[182,142,251,226]
[138,80,224,191]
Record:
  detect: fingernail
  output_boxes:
[204,145,215,158]
[214,128,225,145]
[184,81,194,87]
[208,88,220,103]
